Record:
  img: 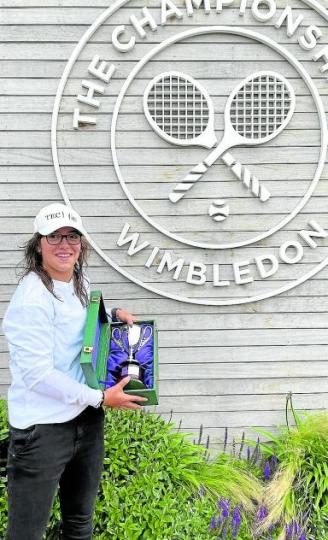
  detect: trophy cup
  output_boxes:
[117,324,147,390]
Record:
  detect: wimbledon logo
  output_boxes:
[51,0,328,305]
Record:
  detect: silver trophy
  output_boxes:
[113,324,153,390]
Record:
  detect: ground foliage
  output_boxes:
[254,394,328,540]
[0,397,327,540]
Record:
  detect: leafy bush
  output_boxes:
[254,394,328,540]
[0,397,327,540]
[0,400,8,539]
[0,404,260,539]
[92,409,261,539]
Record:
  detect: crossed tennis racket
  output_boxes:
[143,70,296,207]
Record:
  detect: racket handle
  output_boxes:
[221,152,271,202]
[168,162,208,203]
[168,153,270,203]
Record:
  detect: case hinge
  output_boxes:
[83,346,94,353]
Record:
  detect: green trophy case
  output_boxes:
[80,290,158,406]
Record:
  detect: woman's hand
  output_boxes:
[116,309,136,326]
[103,377,147,409]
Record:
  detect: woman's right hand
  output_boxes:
[102,377,147,409]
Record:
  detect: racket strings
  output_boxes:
[230,74,292,140]
[146,74,209,140]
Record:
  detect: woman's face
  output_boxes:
[40,226,81,282]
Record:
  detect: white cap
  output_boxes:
[33,203,86,236]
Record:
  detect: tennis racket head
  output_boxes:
[143,71,217,149]
[226,71,296,145]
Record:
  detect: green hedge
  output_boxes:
[0,399,327,540]
[0,400,8,539]
[0,402,260,539]
[254,396,328,540]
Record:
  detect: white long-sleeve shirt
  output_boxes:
[2,272,103,428]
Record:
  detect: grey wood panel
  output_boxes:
[1,209,328,229]
[1,197,328,217]
[1,344,328,363]
[159,377,328,395]
[1,263,328,283]
[2,78,328,96]
[1,60,326,78]
[158,361,328,378]
[1,24,327,43]
[158,409,328,428]
[2,326,328,349]
[2,293,328,315]
[1,277,328,308]
[1,95,324,112]
[0,129,321,148]
[151,393,328,412]
[2,370,327,394]
[0,164,326,183]
[2,42,326,61]
[2,240,328,266]
[1,180,327,200]
[0,8,323,26]
[0,0,316,7]
[4,240,328,266]
[1,277,328,307]
[0,112,323,130]
[0,147,323,165]
[2,79,328,97]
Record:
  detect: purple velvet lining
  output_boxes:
[105,323,154,389]
[92,320,101,370]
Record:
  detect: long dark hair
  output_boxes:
[19,233,89,307]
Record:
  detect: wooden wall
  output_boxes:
[1,0,328,450]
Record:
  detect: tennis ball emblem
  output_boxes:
[208,200,230,222]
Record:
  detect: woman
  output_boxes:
[2,203,146,540]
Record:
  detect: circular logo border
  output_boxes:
[51,0,328,306]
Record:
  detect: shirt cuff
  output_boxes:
[86,388,104,408]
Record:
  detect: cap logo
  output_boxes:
[45,211,65,221]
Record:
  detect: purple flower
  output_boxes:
[257,505,268,521]
[217,511,225,527]
[218,498,230,516]
[232,505,241,526]
[295,523,302,535]
[217,498,230,528]
[263,461,271,480]
[270,455,278,466]
[231,505,242,538]
[286,522,294,538]
[209,515,217,530]
[286,517,306,540]
[221,522,229,539]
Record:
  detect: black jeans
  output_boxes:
[6,406,104,540]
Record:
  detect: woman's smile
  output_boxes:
[40,226,81,281]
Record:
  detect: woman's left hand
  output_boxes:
[116,309,136,326]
